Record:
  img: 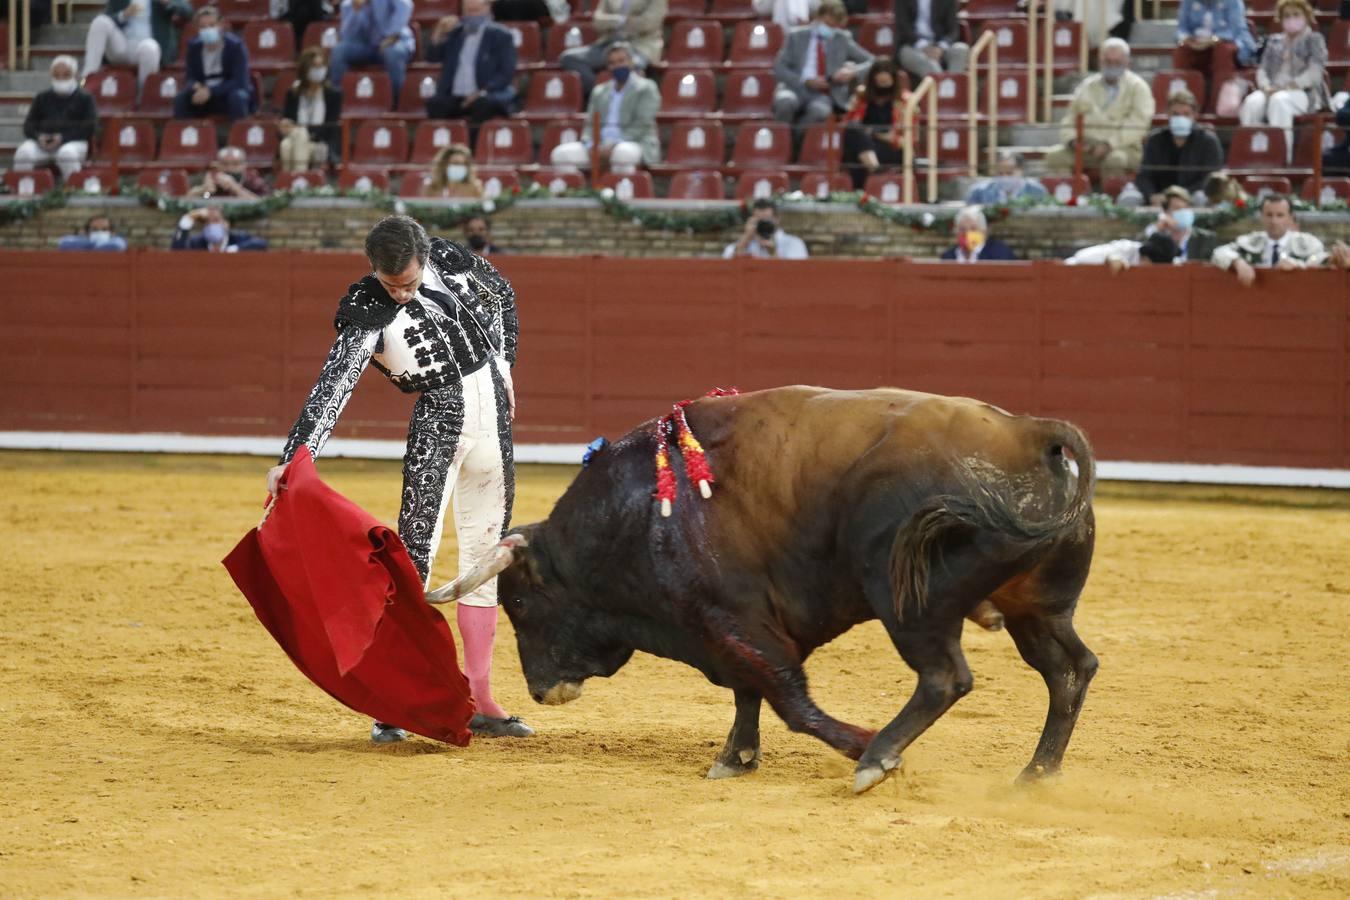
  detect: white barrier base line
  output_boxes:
[1,431,1348,489]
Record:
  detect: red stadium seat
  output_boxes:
[1301,176,1350,205]
[218,0,270,21]
[598,170,655,198]
[980,21,1029,68]
[267,67,298,114]
[99,118,156,165]
[398,170,433,197]
[668,169,725,199]
[963,0,1023,24]
[398,70,440,117]
[1227,126,1289,173]
[546,23,597,62]
[532,167,587,194]
[729,121,790,170]
[720,69,775,119]
[1237,174,1293,197]
[478,166,521,198]
[664,119,726,168]
[275,169,329,191]
[502,20,543,68]
[926,122,969,165]
[338,167,391,192]
[1151,70,1207,116]
[158,119,219,167]
[856,22,895,58]
[84,68,137,115]
[709,0,756,21]
[139,71,184,117]
[1327,20,1350,75]
[4,169,54,196]
[522,70,583,117]
[798,171,852,198]
[341,71,394,118]
[929,72,970,119]
[243,20,295,71]
[862,172,906,203]
[411,0,458,23]
[1046,20,1081,73]
[665,0,708,19]
[987,70,1030,121]
[135,167,191,196]
[227,118,279,167]
[797,122,843,170]
[538,121,585,162]
[658,68,716,119]
[350,120,410,165]
[734,170,788,200]
[666,21,724,68]
[69,164,121,194]
[301,20,340,52]
[1040,174,1091,203]
[411,120,470,163]
[475,120,534,165]
[727,21,783,68]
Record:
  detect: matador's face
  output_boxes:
[375,257,425,304]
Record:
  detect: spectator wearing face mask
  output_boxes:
[1135,90,1224,204]
[175,6,256,121]
[463,215,506,255]
[841,59,907,189]
[724,199,809,259]
[59,215,128,251]
[425,144,484,198]
[940,206,1018,262]
[172,206,268,252]
[14,56,96,181]
[1065,232,1181,272]
[1172,0,1257,101]
[550,42,661,173]
[964,151,1049,205]
[193,146,271,199]
[1238,0,1329,164]
[1140,185,1218,262]
[894,0,968,81]
[280,46,343,170]
[329,0,416,101]
[560,0,667,97]
[82,0,192,88]
[426,0,519,144]
[772,1,873,127]
[1045,38,1154,178]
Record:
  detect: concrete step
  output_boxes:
[0,122,27,144]
[0,71,52,92]
[1130,19,1177,48]
[25,45,86,70]
[34,23,91,44]
[1008,123,1062,148]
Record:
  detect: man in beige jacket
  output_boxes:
[560,0,666,96]
[1045,38,1155,178]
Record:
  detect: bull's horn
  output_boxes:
[426,533,528,604]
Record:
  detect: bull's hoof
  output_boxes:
[706,748,759,780]
[852,755,901,795]
[1016,762,1059,784]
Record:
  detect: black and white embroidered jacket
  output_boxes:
[279,238,518,464]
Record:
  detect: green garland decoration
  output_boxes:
[0,188,69,226]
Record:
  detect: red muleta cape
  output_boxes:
[222,447,473,745]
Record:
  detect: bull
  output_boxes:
[430,386,1098,794]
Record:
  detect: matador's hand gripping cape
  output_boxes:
[223,448,474,745]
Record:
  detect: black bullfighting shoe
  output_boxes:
[370,721,410,743]
[469,714,534,738]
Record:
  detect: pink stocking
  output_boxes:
[457,604,508,719]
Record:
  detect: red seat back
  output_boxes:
[523,70,583,116]
[666,0,709,18]
[228,118,280,166]
[665,119,726,167]
[244,20,295,69]
[862,172,907,203]
[1237,174,1293,197]
[1227,126,1287,171]
[1330,20,1350,65]
[797,122,842,169]
[398,71,440,117]
[721,70,774,117]
[533,167,587,194]
[139,71,184,117]
[1151,70,1207,111]
[546,23,597,62]
[798,172,852,198]
[931,72,969,117]
[341,71,394,118]
[734,170,788,201]
[659,68,716,117]
[338,167,391,192]
[666,20,724,68]
[99,118,156,163]
[981,20,1028,64]
[158,119,219,166]
[502,20,543,66]
[597,170,654,199]
[731,121,790,168]
[475,120,534,165]
[301,20,340,52]
[728,21,783,67]
[709,0,756,19]
[478,166,521,198]
[1040,174,1091,203]
[218,0,270,21]
[539,121,585,161]
[1301,175,1350,205]
[4,169,55,196]
[857,22,895,57]
[350,120,410,165]
[69,164,121,194]
[668,169,726,199]
[411,120,471,163]
[136,167,191,196]
[275,169,329,191]
[84,69,137,115]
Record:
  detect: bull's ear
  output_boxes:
[506,524,546,590]
[427,530,532,604]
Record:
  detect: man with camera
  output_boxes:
[723,199,809,259]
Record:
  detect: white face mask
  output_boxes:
[307,65,327,84]
[447,163,469,183]
[88,230,112,244]
[51,78,77,95]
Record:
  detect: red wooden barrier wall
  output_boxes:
[2,251,1347,469]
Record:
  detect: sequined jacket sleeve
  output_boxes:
[468,253,519,367]
[278,324,381,464]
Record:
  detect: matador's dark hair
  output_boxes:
[365,215,430,276]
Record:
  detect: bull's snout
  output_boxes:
[532,681,583,705]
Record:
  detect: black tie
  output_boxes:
[1271,242,1281,266]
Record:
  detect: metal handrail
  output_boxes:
[1077,0,1109,74]
[7,0,33,71]
[967,29,998,178]
[901,75,938,204]
[1042,1,1054,123]
[1026,0,1039,123]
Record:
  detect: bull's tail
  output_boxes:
[890,420,1095,623]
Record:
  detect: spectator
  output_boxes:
[1172,0,1257,100]
[172,207,268,251]
[894,0,968,81]
[426,0,518,141]
[424,144,484,198]
[560,0,667,97]
[1202,170,1248,206]
[279,46,343,171]
[550,42,660,172]
[13,56,96,181]
[329,0,416,101]
[1325,91,1350,174]
[940,206,1018,261]
[194,146,271,199]
[175,6,255,121]
[772,1,873,127]
[1045,38,1154,178]
[463,215,506,255]
[752,0,820,30]
[82,0,192,87]
[277,0,334,46]
[58,215,127,251]
[1238,0,1329,164]
[841,59,906,189]
[1065,232,1181,271]
[1211,193,1327,285]
[490,0,571,23]
[1142,185,1218,262]
[723,199,809,259]
[965,151,1050,205]
[1135,90,1224,203]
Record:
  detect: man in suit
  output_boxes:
[172,206,269,252]
[174,6,255,121]
[772,0,873,126]
[550,42,661,171]
[329,0,416,101]
[940,206,1018,262]
[426,0,518,133]
[1141,185,1218,263]
[560,0,667,96]
[1044,38,1154,178]
[894,0,968,80]
[1135,90,1225,203]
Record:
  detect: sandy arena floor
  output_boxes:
[1,451,1347,898]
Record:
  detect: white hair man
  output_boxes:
[1045,37,1155,178]
[940,206,1019,262]
[13,56,96,180]
[551,42,659,174]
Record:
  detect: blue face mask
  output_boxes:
[816,24,836,39]
[1171,208,1195,231]
[203,222,227,245]
[198,26,221,44]
[1169,115,1194,138]
[610,66,630,86]
[462,14,487,31]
